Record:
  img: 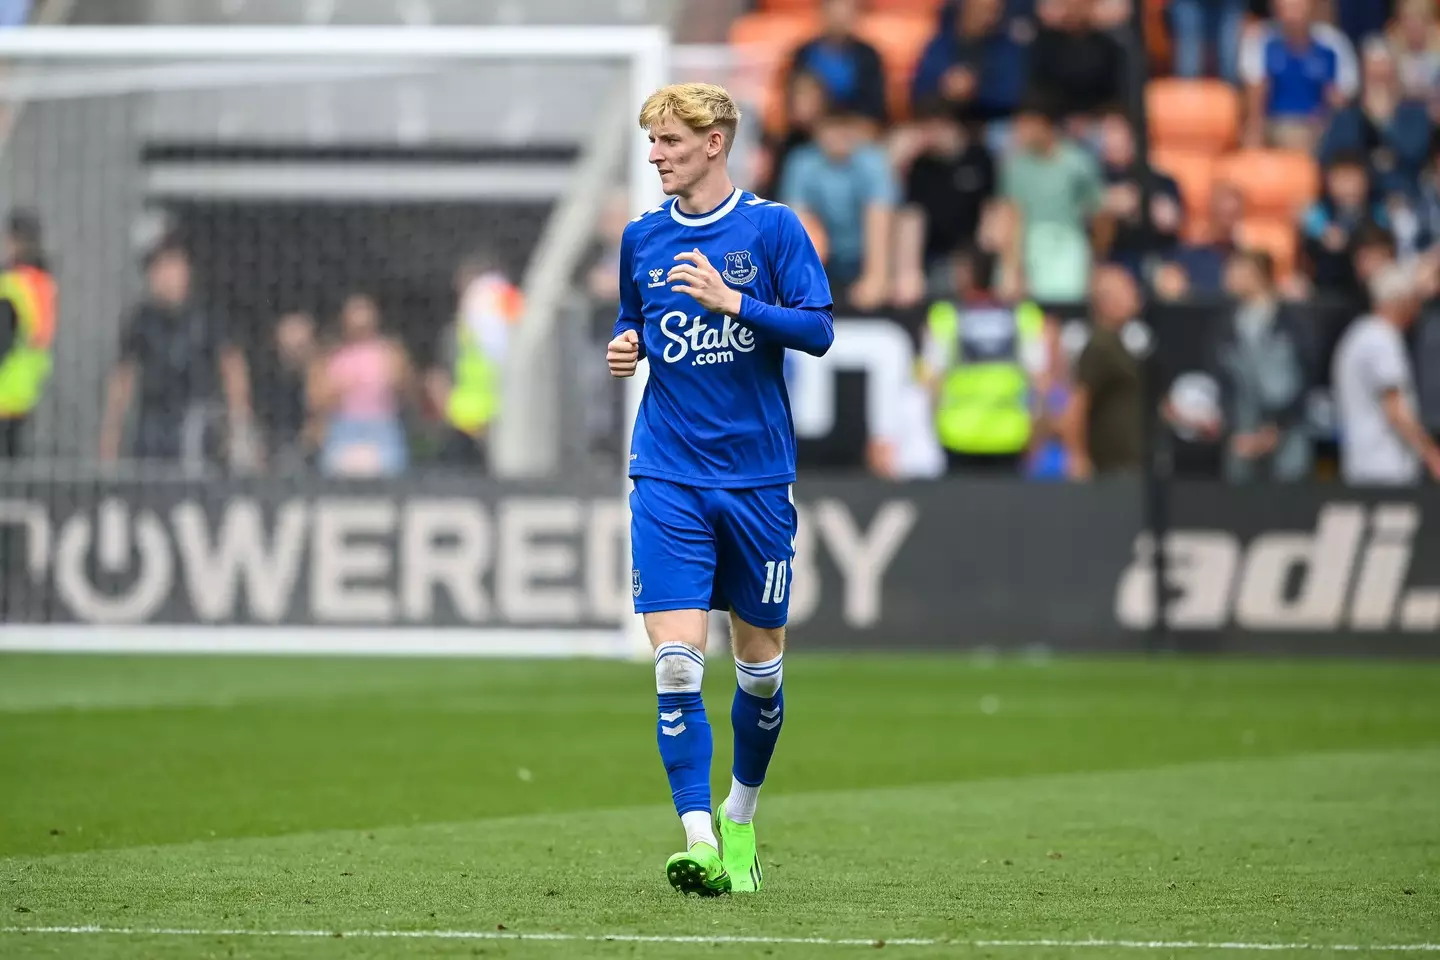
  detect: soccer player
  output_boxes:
[607,83,834,896]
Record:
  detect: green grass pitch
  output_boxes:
[1,652,1437,959]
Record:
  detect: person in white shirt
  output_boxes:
[1331,263,1440,485]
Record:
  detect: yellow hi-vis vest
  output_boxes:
[445,322,500,434]
[0,265,57,419]
[927,299,1043,455]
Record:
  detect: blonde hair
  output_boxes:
[638,83,741,154]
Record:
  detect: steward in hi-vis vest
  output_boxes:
[0,211,56,458]
[920,251,1045,476]
[432,259,522,468]
[446,318,501,437]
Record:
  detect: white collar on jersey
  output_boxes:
[669,186,743,227]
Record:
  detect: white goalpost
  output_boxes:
[0,24,669,220]
[0,25,669,657]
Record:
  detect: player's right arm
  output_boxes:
[608,222,646,378]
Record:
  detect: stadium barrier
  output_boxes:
[1,476,1437,656]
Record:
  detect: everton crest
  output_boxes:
[722,250,759,286]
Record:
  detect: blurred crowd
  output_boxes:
[91,240,522,479]
[594,0,1440,484]
[4,0,1439,486]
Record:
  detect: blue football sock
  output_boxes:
[654,642,714,837]
[726,652,784,823]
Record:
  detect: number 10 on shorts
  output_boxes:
[761,560,788,604]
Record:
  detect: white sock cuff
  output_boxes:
[735,652,783,698]
[681,809,717,849]
[724,777,762,825]
[655,642,705,693]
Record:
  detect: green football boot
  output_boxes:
[664,841,731,896]
[715,807,763,893]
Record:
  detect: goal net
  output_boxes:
[0,25,671,646]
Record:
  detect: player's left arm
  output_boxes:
[670,207,834,356]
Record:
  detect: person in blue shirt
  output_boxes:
[787,0,888,126]
[911,0,1032,126]
[1301,151,1392,296]
[1318,37,1432,203]
[1239,0,1358,150]
[606,82,834,899]
[778,107,899,307]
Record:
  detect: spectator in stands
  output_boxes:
[1346,222,1403,308]
[1336,0,1397,48]
[1169,0,1248,83]
[780,107,897,309]
[1025,0,1125,122]
[1240,0,1358,151]
[1302,151,1391,297]
[993,93,1109,305]
[1318,38,1431,203]
[1090,0,1130,31]
[1166,180,1247,296]
[893,100,996,307]
[911,0,1032,128]
[919,246,1047,476]
[761,70,829,200]
[100,244,254,467]
[1097,109,1183,278]
[1062,265,1144,479]
[1332,261,1440,484]
[253,310,318,474]
[1387,0,1440,105]
[787,0,888,127]
[311,292,413,478]
[425,254,520,468]
[1211,249,1315,483]
[0,210,50,460]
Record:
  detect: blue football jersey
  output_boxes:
[615,187,834,488]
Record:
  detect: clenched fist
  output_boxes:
[608,329,640,378]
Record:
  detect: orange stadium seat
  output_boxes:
[1151,147,1218,226]
[1235,216,1300,280]
[759,0,823,10]
[1216,149,1321,220]
[728,12,821,134]
[728,11,819,55]
[1146,79,1240,153]
[866,0,948,13]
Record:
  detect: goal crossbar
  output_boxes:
[0,25,669,219]
[0,25,668,61]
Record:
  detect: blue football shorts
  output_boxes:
[629,477,798,629]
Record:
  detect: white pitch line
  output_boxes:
[3,926,1440,951]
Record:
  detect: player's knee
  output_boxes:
[735,653,783,698]
[655,642,705,693]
